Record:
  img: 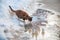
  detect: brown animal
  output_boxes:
[9,6,32,22]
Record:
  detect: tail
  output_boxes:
[9,5,15,12]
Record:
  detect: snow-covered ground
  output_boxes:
[0,0,60,40]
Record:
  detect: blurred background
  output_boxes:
[0,0,60,40]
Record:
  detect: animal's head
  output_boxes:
[28,17,33,22]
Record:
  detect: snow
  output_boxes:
[0,0,60,40]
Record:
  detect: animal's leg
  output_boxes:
[24,20,25,25]
[17,18,24,22]
[23,18,25,23]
